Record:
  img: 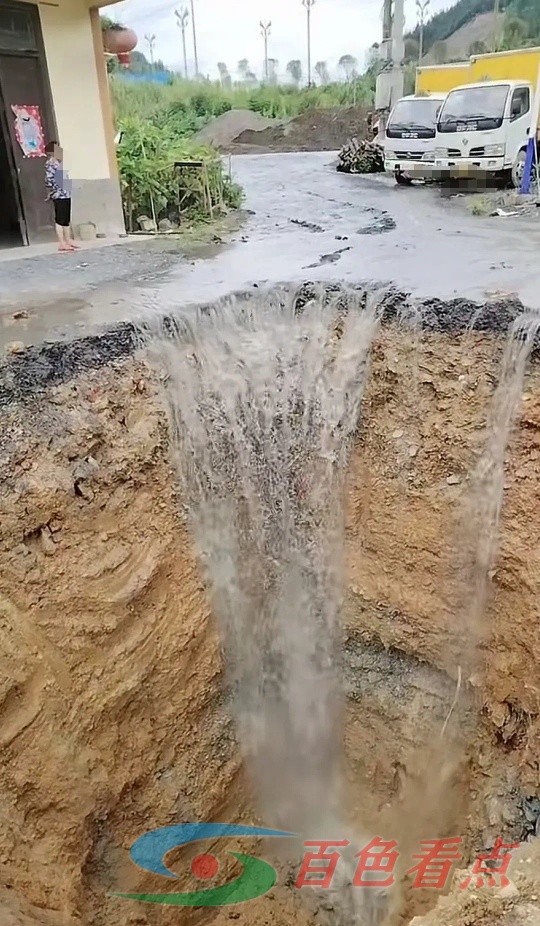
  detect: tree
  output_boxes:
[430,40,447,64]
[365,43,381,73]
[468,40,487,55]
[287,59,302,86]
[512,0,540,41]
[404,36,420,62]
[500,15,529,50]
[268,58,279,85]
[315,60,329,85]
[238,58,250,80]
[217,61,231,87]
[339,54,358,81]
[125,50,152,74]
[100,14,124,30]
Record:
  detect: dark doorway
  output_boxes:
[0,0,56,245]
[0,54,54,242]
[0,96,22,246]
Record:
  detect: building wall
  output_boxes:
[24,0,124,236]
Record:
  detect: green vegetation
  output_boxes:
[408,0,540,59]
[116,115,242,231]
[111,72,375,126]
[108,45,375,231]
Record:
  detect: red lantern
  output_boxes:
[117,51,131,67]
[103,27,137,56]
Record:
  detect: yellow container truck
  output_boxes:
[416,61,472,95]
[416,47,540,187]
[416,46,540,95]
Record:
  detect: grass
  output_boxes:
[110,75,375,230]
[111,75,376,126]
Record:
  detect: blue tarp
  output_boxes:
[117,71,172,85]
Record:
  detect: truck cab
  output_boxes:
[434,79,533,187]
[384,93,447,184]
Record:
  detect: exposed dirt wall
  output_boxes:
[1,321,540,924]
[347,329,540,785]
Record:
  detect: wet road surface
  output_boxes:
[2,151,540,349]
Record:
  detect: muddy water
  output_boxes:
[147,291,379,843]
[142,287,540,926]
[457,313,540,667]
[3,152,540,352]
[147,289,401,926]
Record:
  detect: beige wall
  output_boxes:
[37,0,112,181]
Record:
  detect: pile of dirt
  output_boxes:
[230,105,370,153]
[195,109,280,149]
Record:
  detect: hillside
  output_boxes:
[421,10,505,63]
[408,0,540,61]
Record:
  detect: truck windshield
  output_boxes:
[438,85,509,132]
[386,98,442,138]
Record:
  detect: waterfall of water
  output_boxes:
[458,312,540,675]
[148,287,380,842]
[145,287,539,926]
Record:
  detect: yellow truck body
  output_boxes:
[416,61,471,94]
[416,45,540,95]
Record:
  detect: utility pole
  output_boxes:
[175,8,189,79]
[416,0,430,61]
[492,0,500,52]
[190,0,199,78]
[302,0,315,88]
[260,20,271,82]
[376,0,405,117]
[145,33,156,69]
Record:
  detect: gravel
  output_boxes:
[195,109,281,149]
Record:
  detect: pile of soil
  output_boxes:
[230,105,370,153]
[195,109,280,150]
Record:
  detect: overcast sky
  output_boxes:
[113,0,450,81]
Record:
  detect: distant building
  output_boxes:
[0,0,125,247]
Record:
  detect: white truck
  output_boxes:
[384,93,447,185]
[433,79,536,188]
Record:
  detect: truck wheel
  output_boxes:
[395,170,412,186]
[512,150,527,189]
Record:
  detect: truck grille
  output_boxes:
[446,146,486,158]
[395,151,422,160]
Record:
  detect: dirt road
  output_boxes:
[2,152,540,351]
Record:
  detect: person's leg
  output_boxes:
[54,200,71,251]
[64,199,79,249]
[55,223,68,250]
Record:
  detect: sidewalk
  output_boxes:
[0,234,149,265]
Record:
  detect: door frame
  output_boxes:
[0,0,58,245]
[0,83,26,242]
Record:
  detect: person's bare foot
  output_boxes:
[58,244,71,252]
[68,241,80,249]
